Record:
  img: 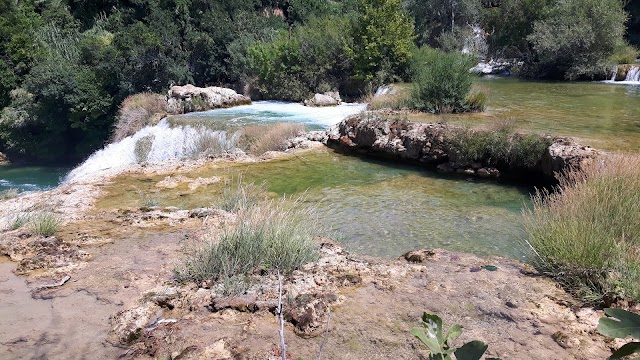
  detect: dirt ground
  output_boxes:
[0,155,620,360]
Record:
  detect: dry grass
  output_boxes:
[525,154,640,305]
[365,91,412,111]
[112,93,167,142]
[239,123,305,156]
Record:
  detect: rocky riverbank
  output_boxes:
[0,134,617,360]
[321,111,598,183]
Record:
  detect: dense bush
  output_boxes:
[526,0,628,79]
[410,48,478,113]
[525,155,640,305]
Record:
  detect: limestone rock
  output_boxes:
[541,139,598,178]
[403,249,436,263]
[167,85,251,114]
[304,92,341,107]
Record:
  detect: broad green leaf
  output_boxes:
[421,312,444,344]
[598,309,640,339]
[454,341,488,360]
[445,324,462,345]
[411,327,443,354]
[609,342,640,360]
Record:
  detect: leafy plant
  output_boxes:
[597,308,640,360]
[411,312,499,360]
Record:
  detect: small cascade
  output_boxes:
[64,101,366,183]
[610,66,618,81]
[65,119,238,182]
[604,65,640,85]
[625,66,640,82]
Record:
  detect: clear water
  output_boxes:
[409,77,640,151]
[234,150,532,259]
[0,165,70,192]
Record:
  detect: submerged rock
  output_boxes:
[167,85,251,114]
[303,92,341,107]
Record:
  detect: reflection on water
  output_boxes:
[409,77,640,151]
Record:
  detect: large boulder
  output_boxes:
[167,85,251,114]
[304,92,341,107]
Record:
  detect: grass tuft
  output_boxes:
[0,188,19,201]
[218,180,265,212]
[28,212,60,237]
[524,154,640,305]
[175,187,320,288]
[239,123,305,156]
[448,122,551,168]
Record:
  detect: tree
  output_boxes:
[406,0,481,50]
[527,0,628,79]
[348,0,415,86]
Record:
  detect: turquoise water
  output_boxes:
[0,165,70,192]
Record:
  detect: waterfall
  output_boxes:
[625,66,640,82]
[64,101,367,183]
[610,66,618,81]
[64,119,238,182]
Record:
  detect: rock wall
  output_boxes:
[323,112,598,182]
[167,84,251,114]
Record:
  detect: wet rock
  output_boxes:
[110,303,162,344]
[167,85,251,114]
[304,92,341,107]
[403,249,436,263]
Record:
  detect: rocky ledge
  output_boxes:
[167,84,251,114]
[324,112,598,182]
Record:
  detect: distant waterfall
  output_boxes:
[65,120,238,182]
[605,65,640,85]
[626,66,640,82]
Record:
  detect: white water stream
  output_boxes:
[604,65,640,85]
[65,101,366,182]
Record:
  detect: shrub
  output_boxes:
[174,195,320,286]
[611,43,640,65]
[28,212,60,236]
[112,93,167,142]
[448,123,551,168]
[410,48,478,114]
[239,123,304,156]
[464,90,488,112]
[524,155,640,305]
[366,91,412,111]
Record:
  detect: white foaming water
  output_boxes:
[604,65,640,85]
[65,101,366,182]
[65,119,237,182]
[185,101,366,127]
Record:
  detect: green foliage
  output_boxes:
[247,17,353,101]
[410,48,477,114]
[348,0,415,85]
[597,308,640,360]
[525,155,640,305]
[175,189,320,285]
[481,0,553,59]
[447,124,550,168]
[527,0,628,79]
[406,0,481,50]
[611,42,640,64]
[411,312,499,360]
